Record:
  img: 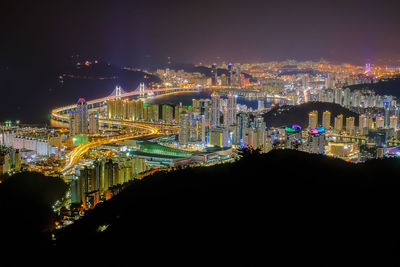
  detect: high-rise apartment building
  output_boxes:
[88,112,100,134]
[308,110,318,129]
[359,114,368,135]
[211,94,220,127]
[376,116,385,129]
[346,117,355,135]
[178,111,190,146]
[226,94,237,126]
[322,111,331,129]
[308,127,325,154]
[77,98,88,134]
[389,116,398,131]
[334,114,343,132]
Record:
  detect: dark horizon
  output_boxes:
[1,0,400,67]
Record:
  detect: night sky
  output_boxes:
[1,0,400,67]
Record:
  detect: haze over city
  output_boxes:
[2,0,400,66]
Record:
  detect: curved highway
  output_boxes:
[61,125,158,175]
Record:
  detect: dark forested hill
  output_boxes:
[53,149,400,263]
[0,172,67,249]
[263,101,360,128]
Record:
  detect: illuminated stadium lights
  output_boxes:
[285,126,296,133]
[285,124,302,132]
[292,125,302,130]
[309,127,325,134]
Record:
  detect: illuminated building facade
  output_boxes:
[322,111,331,130]
[308,127,325,154]
[346,117,355,135]
[211,94,221,127]
[308,110,318,130]
[334,114,343,133]
[389,116,398,131]
[178,111,190,146]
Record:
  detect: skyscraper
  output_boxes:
[346,117,355,135]
[308,110,318,129]
[359,114,368,135]
[322,111,331,130]
[236,113,249,144]
[178,111,190,147]
[334,114,343,132]
[334,88,343,105]
[228,63,233,86]
[376,116,385,129]
[389,116,398,131]
[308,127,325,154]
[325,73,333,89]
[135,99,144,121]
[343,88,351,107]
[226,94,237,126]
[77,98,88,134]
[211,63,217,85]
[162,104,174,123]
[384,101,390,128]
[174,104,182,123]
[235,65,241,87]
[69,112,80,135]
[211,94,220,127]
[88,112,100,134]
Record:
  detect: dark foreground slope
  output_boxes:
[0,172,68,248]
[55,150,400,264]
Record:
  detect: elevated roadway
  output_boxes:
[61,123,160,175]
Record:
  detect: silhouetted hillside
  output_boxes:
[263,101,359,128]
[0,172,68,249]
[54,150,400,263]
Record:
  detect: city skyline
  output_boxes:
[2,0,400,259]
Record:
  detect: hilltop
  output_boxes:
[53,149,400,263]
[263,101,360,128]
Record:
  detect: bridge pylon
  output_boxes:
[138,82,147,97]
[108,86,126,99]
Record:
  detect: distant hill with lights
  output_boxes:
[61,60,162,86]
[263,101,359,128]
[164,63,255,81]
[346,77,400,98]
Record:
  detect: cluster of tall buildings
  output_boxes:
[70,156,147,209]
[318,87,398,114]
[69,98,99,135]
[309,110,398,137]
[305,109,400,160]
[209,63,248,87]
[178,94,237,147]
[107,97,182,124]
[235,114,327,155]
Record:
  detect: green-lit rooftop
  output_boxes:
[135,141,194,158]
